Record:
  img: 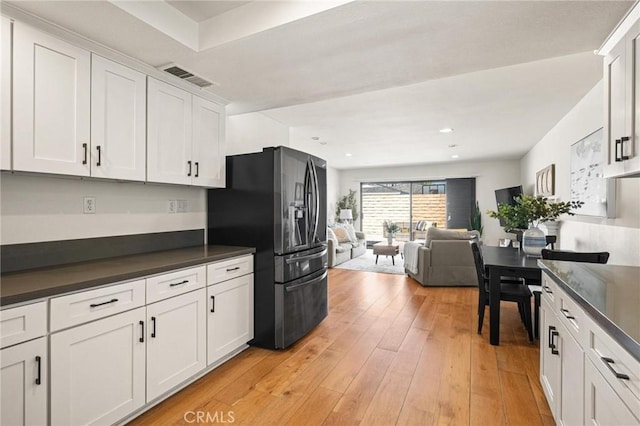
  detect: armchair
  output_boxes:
[405,228,480,286]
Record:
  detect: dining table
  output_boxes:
[480,245,542,345]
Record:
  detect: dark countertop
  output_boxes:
[539,260,640,362]
[0,245,255,306]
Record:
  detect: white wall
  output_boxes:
[226,112,289,155]
[521,81,640,266]
[337,159,522,246]
[326,166,340,225]
[0,173,206,245]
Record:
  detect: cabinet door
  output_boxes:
[91,54,146,181]
[557,319,584,426]
[584,356,640,425]
[627,20,640,174]
[1,16,10,170]
[13,22,90,176]
[50,307,146,426]
[192,96,225,187]
[0,337,47,426]
[146,289,206,401]
[604,37,627,177]
[147,77,192,185]
[207,274,254,365]
[540,298,560,419]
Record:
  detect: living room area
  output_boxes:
[323,72,640,273]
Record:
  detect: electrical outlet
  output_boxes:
[177,200,189,213]
[83,197,96,214]
[168,200,177,214]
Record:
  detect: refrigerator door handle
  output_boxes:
[308,158,320,244]
[285,270,328,292]
[285,247,328,264]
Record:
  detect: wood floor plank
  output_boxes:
[433,302,472,425]
[285,387,342,426]
[319,315,394,393]
[323,347,395,425]
[500,370,544,425]
[469,337,506,426]
[126,269,554,426]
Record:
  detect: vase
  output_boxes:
[522,224,546,257]
[387,234,394,244]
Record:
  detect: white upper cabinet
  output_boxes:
[10,21,225,186]
[13,22,91,176]
[192,96,225,188]
[1,16,11,170]
[148,77,226,187]
[603,16,640,178]
[91,54,146,181]
[147,77,193,186]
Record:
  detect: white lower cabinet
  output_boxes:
[207,274,254,365]
[541,289,585,426]
[50,307,146,426]
[584,356,640,425]
[541,271,639,426]
[540,297,560,417]
[146,288,207,401]
[0,337,47,426]
[3,254,253,425]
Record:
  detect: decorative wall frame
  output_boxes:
[569,128,616,217]
[535,164,555,197]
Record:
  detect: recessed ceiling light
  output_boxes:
[311,136,320,140]
[345,153,353,157]
[451,154,459,159]
[319,141,327,145]
[448,144,457,148]
[440,128,453,133]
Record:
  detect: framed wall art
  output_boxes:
[569,128,616,217]
[535,164,555,197]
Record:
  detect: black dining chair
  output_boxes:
[529,249,610,339]
[540,249,610,263]
[471,242,534,342]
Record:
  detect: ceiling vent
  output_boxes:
[158,63,215,88]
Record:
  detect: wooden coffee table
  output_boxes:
[372,241,402,265]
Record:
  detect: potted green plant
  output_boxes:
[487,195,583,256]
[469,200,484,236]
[382,220,400,244]
[335,189,359,223]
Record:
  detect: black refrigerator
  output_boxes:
[208,146,328,349]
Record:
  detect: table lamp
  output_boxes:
[339,209,353,224]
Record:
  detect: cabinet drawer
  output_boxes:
[541,272,558,307]
[555,286,586,346]
[146,265,206,303]
[585,315,640,420]
[0,301,47,348]
[207,255,253,285]
[50,280,145,331]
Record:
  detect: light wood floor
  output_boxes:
[128,269,554,425]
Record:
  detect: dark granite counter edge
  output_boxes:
[1,246,255,307]
[538,261,640,363]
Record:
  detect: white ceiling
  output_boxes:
[4,1,634,169]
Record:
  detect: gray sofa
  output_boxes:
[328,230,367,267]
[405,228,480,286]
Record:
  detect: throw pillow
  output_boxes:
[332,226,352,243]
[342,223,358,242]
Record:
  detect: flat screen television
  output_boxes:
[494,185,523,226]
